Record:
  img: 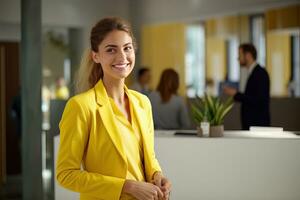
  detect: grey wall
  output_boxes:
[2,0,299,57]
[0,0,130,26]
[0,0,131,91]
[137,0,300,24]
[0,23,20,41]
[0,0,130,45]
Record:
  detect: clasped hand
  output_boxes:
[123,172,171,200]
[151,172,171,200]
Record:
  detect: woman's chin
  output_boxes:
[110,71,132,80]
[112,66,133,78]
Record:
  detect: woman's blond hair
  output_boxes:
[75,17,137,94]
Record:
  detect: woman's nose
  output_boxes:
[116,50,127,62]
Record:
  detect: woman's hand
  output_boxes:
[152,172,172,200]
[122,179,164,200]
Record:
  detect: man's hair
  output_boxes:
[239,43,257,60]
[138,67,150,78]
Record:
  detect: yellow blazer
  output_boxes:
[56,80,162,200]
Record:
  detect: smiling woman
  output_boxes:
[75,18,137,94]
[92,30,135,81]
[55,17,171,200]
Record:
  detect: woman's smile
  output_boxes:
[112,63,130,70]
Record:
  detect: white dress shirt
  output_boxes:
[239,62,257,92]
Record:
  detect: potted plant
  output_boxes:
[191,93,234,137]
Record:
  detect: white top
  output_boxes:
[239,61,257,92]
[247,61,257,78]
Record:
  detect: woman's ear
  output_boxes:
[91,51,100,64]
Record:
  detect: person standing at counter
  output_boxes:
[223,43,270,130]
[149,69,190,130]
[131,67,152,96]
[56,17,171,200]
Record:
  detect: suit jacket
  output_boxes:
[56,80,161,200]
[234,64,270,130]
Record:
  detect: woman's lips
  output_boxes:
[112,63,130,69]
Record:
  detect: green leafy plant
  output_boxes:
[191,93,234,126]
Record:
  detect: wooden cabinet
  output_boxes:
[0,42,21,185]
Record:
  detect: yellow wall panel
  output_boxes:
[206,37,226,93]
[266,4,300,30]
[141,23,186,96]
[206,15,249,39]
[239,15,250,43]
[206,19,216,37]
[218,16,239,37]
[266,33,291,96]
[266,9,277,30]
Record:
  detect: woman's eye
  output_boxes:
[106,48,116,53]
[124,46,132,51]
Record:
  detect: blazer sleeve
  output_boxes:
[56,98,125,200]
[144,97,162,181]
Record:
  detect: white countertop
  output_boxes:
[54,129,300,200]
[155,130,300,139]
[153,130,300,200]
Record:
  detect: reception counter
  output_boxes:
[54,130,300,200]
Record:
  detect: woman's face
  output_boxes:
[92,30,135,81]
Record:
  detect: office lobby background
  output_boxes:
[0,0,300,199]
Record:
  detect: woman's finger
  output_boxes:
[155,186,164,199]
[154,175,162,187]
[162,178,171,189]
[164,193,170,200]
[153,190,158,200]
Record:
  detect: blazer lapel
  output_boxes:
[126,89,152,161]
[94,80,127,164]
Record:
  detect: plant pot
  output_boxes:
[196,126,203,137]
[209,125,224,137]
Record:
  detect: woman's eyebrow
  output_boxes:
[104,44,117,48]
[123,42,132,46]
[104,42,132,48]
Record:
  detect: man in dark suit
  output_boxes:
[223,43,270,130]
